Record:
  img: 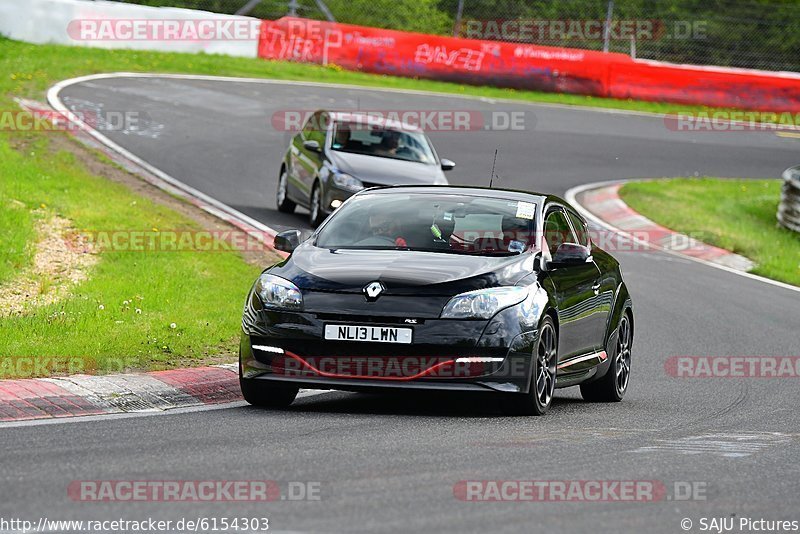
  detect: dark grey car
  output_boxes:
[277,111,455,226]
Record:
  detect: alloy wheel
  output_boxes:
[309,184,321,226]
[536,323,557,408]
[615,315,632,395]
[277,172,288,206]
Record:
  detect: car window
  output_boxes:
[316,193,538,256]
[331,121,435,164]
[544,209,576,256]
[567,211,590,248]
[302,113,326,146]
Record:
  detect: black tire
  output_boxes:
[308,182,325,227]
[240,377,299,408]
[502,316,557,416]
[276,168,296,214]
[580,311,632,402]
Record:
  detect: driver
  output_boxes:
[374,129,401,157]
[333,126,351,149]
[368,209,408,248]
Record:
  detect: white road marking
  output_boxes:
[634,431,794,458]
[47,75,280,242]
[60,95,165,139]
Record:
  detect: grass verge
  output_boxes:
[619,178,800,287]
[0,132,269,378]
[0,39,302,378]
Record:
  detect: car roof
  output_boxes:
[328,111,423,133]
[358,185,556,205]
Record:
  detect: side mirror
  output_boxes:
[303,140,321,153]
[273,229,303,253]
[440,158,456,171]
[550,243,591,267]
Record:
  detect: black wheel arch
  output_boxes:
[604,280,633,349]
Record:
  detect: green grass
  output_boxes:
[619,178,800,287]
[0,173,36,285]
[0,134,265,378]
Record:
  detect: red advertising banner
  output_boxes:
[258,17,622,97]
[607,60,800,112]
[258,17,800,113]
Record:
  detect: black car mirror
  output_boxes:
[303,140,322,152]
[273,230,304,253]
[550,243,591,267]
[440,158,456,171]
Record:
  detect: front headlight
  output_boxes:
[440,286,529,320]
[332,172,364,192]
[255,274,303,311]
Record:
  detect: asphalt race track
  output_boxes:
[3,75,800,533]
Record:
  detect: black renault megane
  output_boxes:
[240,186,633,415]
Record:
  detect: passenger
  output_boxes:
[502,215,532,252]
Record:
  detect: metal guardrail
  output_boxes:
[777,165,800,233]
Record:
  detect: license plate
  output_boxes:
[324,324,413,344]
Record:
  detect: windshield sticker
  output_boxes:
[515,202,536,220]
[508,240,525,253]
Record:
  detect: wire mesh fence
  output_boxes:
[111,0,800,72]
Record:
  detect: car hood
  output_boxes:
[271,244,532,296]
[329,151,445,186]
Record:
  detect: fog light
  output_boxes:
[330,199,342,209]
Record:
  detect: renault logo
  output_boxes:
[364,281,384,301]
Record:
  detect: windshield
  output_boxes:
[315,193,538,256]
[331,121,436,164]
